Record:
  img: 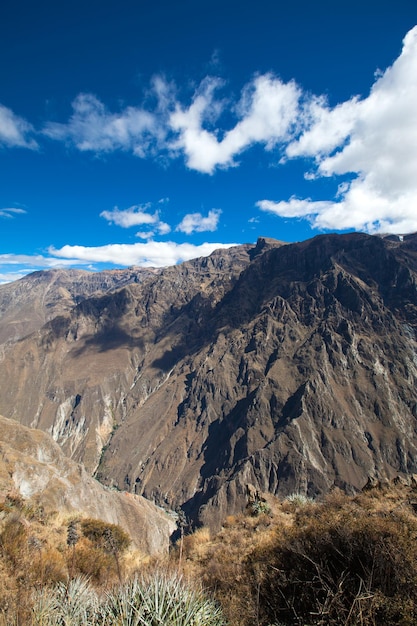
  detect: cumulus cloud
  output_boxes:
[49,240,236,268]
[155,221,171,235]
[43,93,163,156]
[100,203,171,238]
[1,256,100,283]
[257,198,333,219]
[0,208,27,218]
[0,105,38,149]
[260,25,417,234]
[170,74,300,173]
[0,252,87,268]
[0,253,89,284]
[176,209,222,234]
[41,72,301,173]
[0,240,237,283]
[0,272,27,285]
[4,26,416,237]
[101,204,157,228]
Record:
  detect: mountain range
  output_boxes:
[1,232,417,530]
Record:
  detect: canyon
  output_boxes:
[1,232,417,531]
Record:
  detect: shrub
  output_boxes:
[80,519,130,553]
[32,546,67,587]
[284,493,315,506]
[71,537,115,584]
[250,503,417,625]
[0,512,28,568]
[79,518,130,584]
[188,513,276,626]
[0,493,24,513]
[248,499,272,516]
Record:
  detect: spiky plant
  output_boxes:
[32,576,100,625]
[104,571,227,626]
[103,577,142,626]
[285,492,315,506]
[66,519,79,582]
[30,572,227,626]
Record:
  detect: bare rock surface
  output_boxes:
[1,234,417,529]
[0,414,174,553]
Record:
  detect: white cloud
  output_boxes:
[0,253,86,268]
[0,241,237,283]
[101,204,157,228]
[4,26,416,237]
[264,25,417,234]
[0,252,102,284]
[41,73,301,174]
[135,220,171,240]
[285,96,359,162]
[170,74,300,173]
[0,104,38,149]
[156,221,171,235]
[49,240,236,268]
[176,209,222,234]
[100,203,172,238]
[0,253,90,284]
[44,93,162,156]
[0,272,27,285]
[0,208,27,218]
[257,198,333,220]
[135,231,154,240]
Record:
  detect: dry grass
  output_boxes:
[177,509,286,625]
[3,483,417,625]
[174,485,417,626]
[0,492,149,623]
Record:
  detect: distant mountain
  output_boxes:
[1,233,417,529]
[0,266,158,344]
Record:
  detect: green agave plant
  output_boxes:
[32,576,101,625]
[285,493,315,506]
[103,577,143,626]
[104,572,227,626]
[30,572,227,626]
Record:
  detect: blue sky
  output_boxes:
[1,0,416,283]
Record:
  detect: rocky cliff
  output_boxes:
[0,414,174,553]
[1,233,417,529]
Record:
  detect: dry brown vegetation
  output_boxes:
[0,492,145,623]
[2,482,417,625]
[178,483,417,626]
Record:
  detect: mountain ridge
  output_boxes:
[1,232,417,529]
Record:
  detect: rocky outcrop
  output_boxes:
[0,415,174,553]
[1,233,417,529]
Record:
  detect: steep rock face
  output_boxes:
[98,233,417,527]
[0,415,174,554]
[1,234,417,529]
[0,244,255,472]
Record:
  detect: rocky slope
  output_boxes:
[1,233,417,529]
[0,414,174,553]
[0,266,157,345]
